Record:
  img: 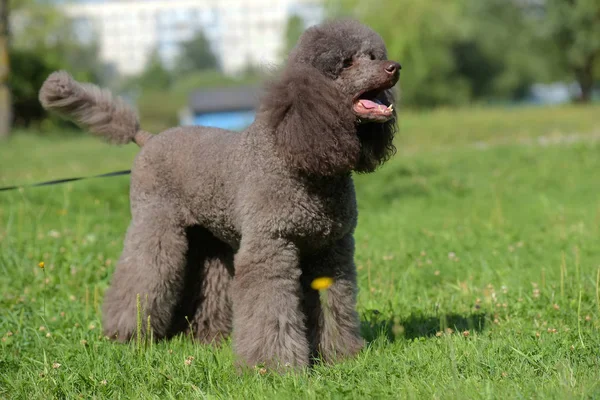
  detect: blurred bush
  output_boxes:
[174,30,219,75]
[132,69,264,133]
[328,0,599,107]
[9,48,55,127]
[8,0,113,131]
[121,30,263,132]
[4,0,599,136]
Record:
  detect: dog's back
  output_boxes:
[130,125,246,246]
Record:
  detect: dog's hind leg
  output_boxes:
[183,226,234,345]
[102,201,189,342]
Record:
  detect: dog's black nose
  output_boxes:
[384,62,401,75]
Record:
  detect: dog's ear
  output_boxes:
[261,65,360,176]
[354,88,397,173]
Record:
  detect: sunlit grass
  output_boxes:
[1,105,600,398]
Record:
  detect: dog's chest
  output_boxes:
[270,177,357,247]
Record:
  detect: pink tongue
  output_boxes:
[358,99,381,109]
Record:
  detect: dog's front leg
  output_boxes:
[231,236,309,371]
[301,234,364,363]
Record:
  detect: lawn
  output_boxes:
[1,105,600,399]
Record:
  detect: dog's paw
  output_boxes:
[102,322,136,343]
[234,357,309,375]
[233,340,310,373]
[102,307,140,343]
[317,333,365,363]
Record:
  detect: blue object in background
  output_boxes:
[182,86,260,132]
[193,110,256,131]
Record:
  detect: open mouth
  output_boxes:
[352,89,394,123]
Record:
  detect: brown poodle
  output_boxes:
[39,19,401,370]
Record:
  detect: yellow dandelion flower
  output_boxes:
[38,261,45,269]
[311,277,334,291]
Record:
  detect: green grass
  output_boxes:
[1,105,600,399]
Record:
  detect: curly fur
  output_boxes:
[39,70,147,145]
[355,89,398,173]
[262,64,360,176]
[39,19,401,371]
[282,18,398,174]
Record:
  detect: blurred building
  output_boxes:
[63,0,323,76]
[180,86,260,131]
[527,82,582,105]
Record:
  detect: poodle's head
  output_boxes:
[289,19,400,125]
[262,19,401,176]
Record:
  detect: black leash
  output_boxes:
[0,170,131,192]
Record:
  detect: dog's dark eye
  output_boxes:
[342,58,353,69]
[369,53,376,60]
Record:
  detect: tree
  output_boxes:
[0,0,11,138]
[175,30,218,74]
[458,0,553,102]
[7,0,108,129]
[282,14,305,59]
[328,0,558,107]
[542,0,600,102]
[10,49,55,127]
[10,0,106,83]
[330,0,473,107]
[136,50,173,90]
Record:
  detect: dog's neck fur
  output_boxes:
[254,63,397,177]
[244,114,359,180]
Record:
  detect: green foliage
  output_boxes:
[134,90,181,133]
[2,106,600,397]
[282,14,305,59]
[460,0,551,100]
[9,48,55,127]
[123,33,264,132]
[328,0,598,107]
[330,0,539,106]
[132,50,172,91]
[8,0,108,128]
[129,69,263,133]
[10,0,105,83]
[541,0,600,101]
[1,0,12,138]
[335,0,472,107]
[175,30,218,74]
